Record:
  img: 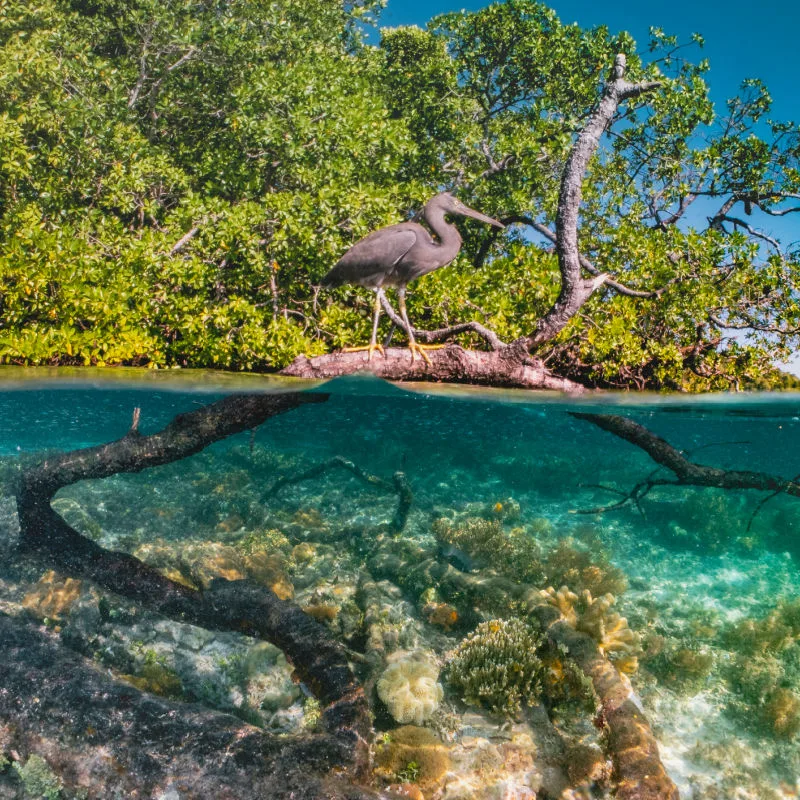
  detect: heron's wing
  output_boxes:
[322,225,418,288]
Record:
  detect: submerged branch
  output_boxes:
[0,612,378,800]
[267,455,413,533]
[12,389,373,788]
[573,412,800,513]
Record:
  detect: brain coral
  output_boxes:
[377,653,444,725]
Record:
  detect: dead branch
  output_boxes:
[572,412,800,512]
[267,455,413,533]
[12,390,373,788]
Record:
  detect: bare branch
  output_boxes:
[572,412,800,498]
[519,55,661,351]
[379,292,507,351]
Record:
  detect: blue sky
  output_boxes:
[379,0,800,374]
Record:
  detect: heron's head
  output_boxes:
[432,192,504,229]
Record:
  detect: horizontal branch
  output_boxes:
[573,412,800,497]
[282,345,585,392]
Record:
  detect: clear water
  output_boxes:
[1,371,799,799]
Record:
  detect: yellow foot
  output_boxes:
[341,343,385,362]
[408,342,444,365]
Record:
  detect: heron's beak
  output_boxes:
[458,205,505,229]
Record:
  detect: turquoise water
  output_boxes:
[1,373,799,798]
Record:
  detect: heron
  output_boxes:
[321,192,504,363]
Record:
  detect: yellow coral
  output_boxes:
[374,726,450,790]
[575,590,639,664]
[22,571,83,621]
[377,653,443,725]
[539,586,639,669]
[540,585,578,626]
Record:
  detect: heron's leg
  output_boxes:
[397,288,432,365]
[341,288,384,360]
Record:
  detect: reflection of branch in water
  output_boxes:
[267,455,413,533]
[572,412,800,516]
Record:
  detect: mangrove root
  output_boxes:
[10,390,372,789]
[0,612,380,800]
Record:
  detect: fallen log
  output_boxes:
[282,344,585,392]
[11,390,372,785]
[0,612,381,800]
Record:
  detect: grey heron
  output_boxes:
[321,192,504,363]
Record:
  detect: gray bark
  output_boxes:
[287,55,661,388]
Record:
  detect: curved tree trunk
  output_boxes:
[286,55,660,389]
[0,612,381,800]
[10,390,374,794]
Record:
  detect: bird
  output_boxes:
[321,192,504,363]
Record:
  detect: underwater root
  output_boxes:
[0,611,381,800]
[11,390,378,795]
[267,455,413,534]
[530,604,679,800]
[573,412,800,517]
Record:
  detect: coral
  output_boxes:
[720,609,798,656]
[540,585,578,626]
[22,571,83,622]
[540,587,639,670]
[302,603,339,624]
[432,517,543,584]
[236,528,291,556]
[384,784,424,800]
[12,754,63,800]
[762,688,800,739]
[422,602,458,630]
[642,640,714,692]
[542,538,627,597]
[377,653,444,725]
[374,725,451,790]
[291,508,327,531]
[488,497,521,523]
[291,542,317,563]
[446,619,545,718]
[539,651,597,710]
[134,539,293,599]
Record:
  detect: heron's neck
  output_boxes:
[423,205,462,258]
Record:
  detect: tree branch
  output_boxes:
[378,292,507,350]
[519,55,661,351]
[13,390,373,784]
[572,412,800,500]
